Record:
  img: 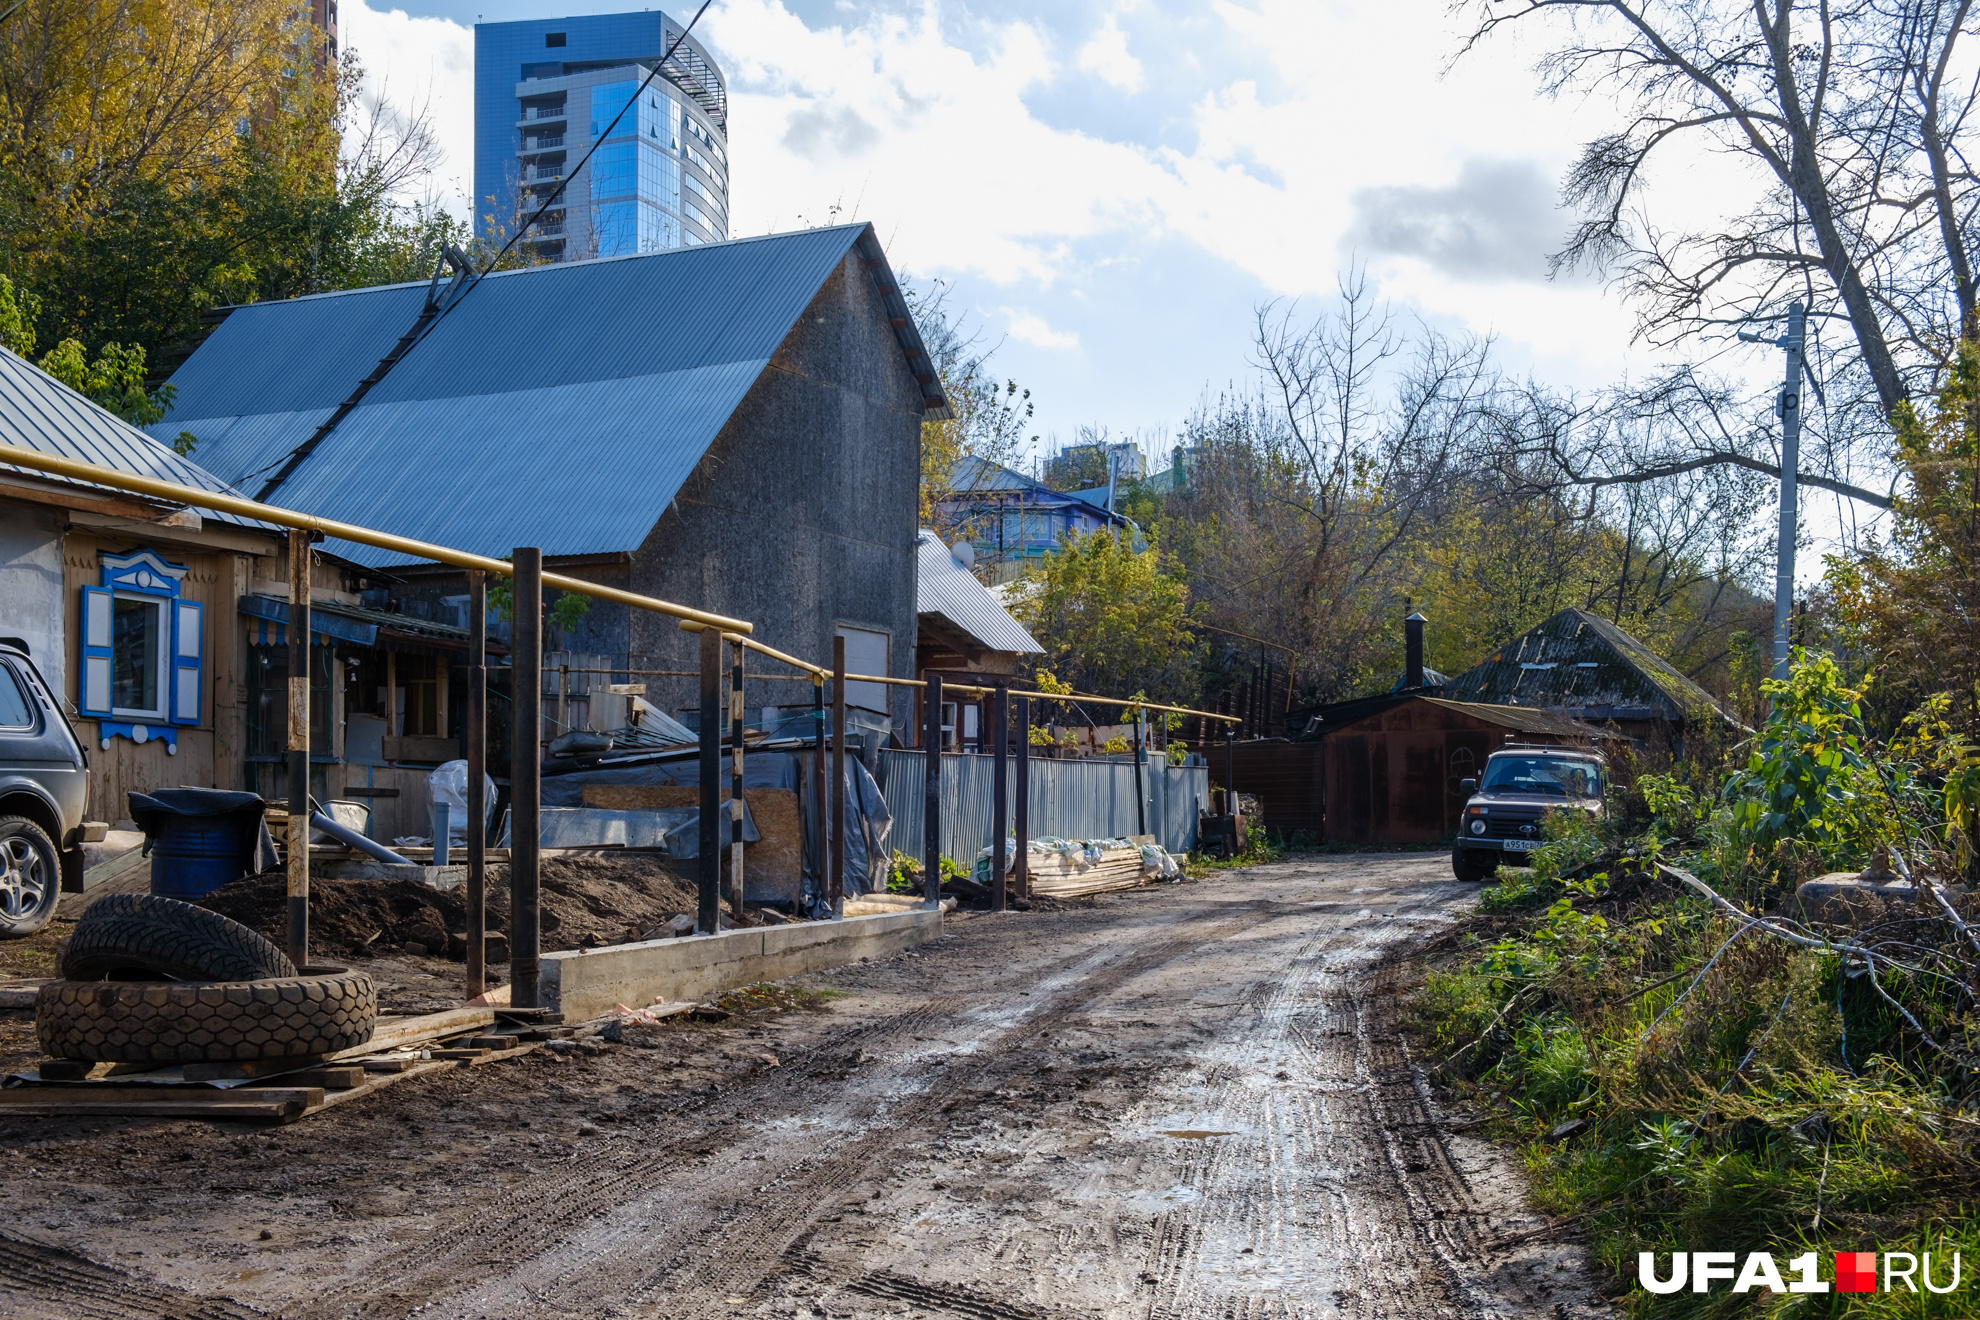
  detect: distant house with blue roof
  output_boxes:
[937,456,1131,583]
[148,223,945,814]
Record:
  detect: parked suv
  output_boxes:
[1451,745,1607,884]
[0,639,89,935]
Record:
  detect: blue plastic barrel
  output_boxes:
[148,813,259,899]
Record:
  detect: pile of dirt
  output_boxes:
[199,875,471,961]
[197,853,760,961]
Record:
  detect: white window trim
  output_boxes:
[108,591,171,722]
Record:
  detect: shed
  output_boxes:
[913,529,1041,678]
[1223,695,1616,846]
[1439,607,1729,743]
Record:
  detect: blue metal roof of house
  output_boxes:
[152,224,943,567]
[916,530,1042,656]
[0,346,266,527]
[947,457,1130,523]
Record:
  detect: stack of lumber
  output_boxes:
[1024,847,1149,898]
[0,1006,546,1124]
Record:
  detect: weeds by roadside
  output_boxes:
[1187,832,1280,876]
[1412,653,1980,1315]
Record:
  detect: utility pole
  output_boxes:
[1740,301,1807,683]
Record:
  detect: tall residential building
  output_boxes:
[474,11,729,261]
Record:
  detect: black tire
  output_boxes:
[61,893,295,983]
[35,966,376,1063]
[0,816,61,938]
[1452,844,1497,884]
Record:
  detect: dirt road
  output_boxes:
[0,855,1610,1319]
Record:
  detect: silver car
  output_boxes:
[0,639,88,935]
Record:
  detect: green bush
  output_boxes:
[1412,652,1980,1313]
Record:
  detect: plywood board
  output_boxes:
[581,785,804,904]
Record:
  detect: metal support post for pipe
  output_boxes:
[812,675,827,914]
[1226,722,1236,829]
[465,570,487,999]
[510,548,543,1008]
[831,636,847,918]
[285,530,311,969]
[1131,704,1147,838]
[697,627,721,934]
[729,637,745,920]
[923,674,943,908]
[1015,695,1030,901]
[991,684,1008,913]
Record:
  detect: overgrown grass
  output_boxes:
[1187,831,1280,875]
[1411,662,1980,1313]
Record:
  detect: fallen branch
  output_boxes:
[1656,862,1979,1069]
[1891,848,1980,961]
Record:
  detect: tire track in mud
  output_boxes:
[314,898,1292,1319]
[0,1233,264,1320]
[1136,890,1525,1320]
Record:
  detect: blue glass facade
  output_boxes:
[474,10,728,260]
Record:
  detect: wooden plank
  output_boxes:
[184,1056,326,1082]
[300,1059,453,1115]
[0,1085,326,1106]
[0,1099,302,1121]
[326,1007,496,1060]
[281,1067,366,1089]
[462,1041,539,1066]
[430,1048,490,1061]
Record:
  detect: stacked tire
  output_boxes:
[36,894,376,1064]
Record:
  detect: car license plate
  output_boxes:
[1502,839,1543,853]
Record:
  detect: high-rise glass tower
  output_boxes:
[474,11,729,261]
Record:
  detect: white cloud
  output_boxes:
[1001,308,1082,351]
[341,0,475,216]
[1077,13,1144,93]
[331,0,1753,421]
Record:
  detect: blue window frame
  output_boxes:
[81,549,202,750]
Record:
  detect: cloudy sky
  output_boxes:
[343,0,1725,469]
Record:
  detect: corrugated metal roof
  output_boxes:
[1440,608,1726,724]
[949,456,1041,493]
[1419,697,1617,740]
[916,529,1043,656]
[0,346,267,527]
[151,224,944,567]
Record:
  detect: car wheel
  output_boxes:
[1451,845,1496,884]
[0,816,61,937]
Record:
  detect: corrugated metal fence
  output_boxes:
[878,750,1208,862]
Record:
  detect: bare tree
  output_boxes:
[1460,0,1980,467]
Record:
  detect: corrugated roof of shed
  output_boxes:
[915,530,1043,656]
[1439,608,1725,723]
[152,224,942,567]
[0,346,267,527]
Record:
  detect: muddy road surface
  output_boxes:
[0,855,1608,1319]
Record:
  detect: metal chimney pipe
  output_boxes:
[1405,611,1426,689]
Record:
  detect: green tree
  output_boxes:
[907,280,1036,531]
[1829,333,1980,732]
[1007,528,1202,701]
